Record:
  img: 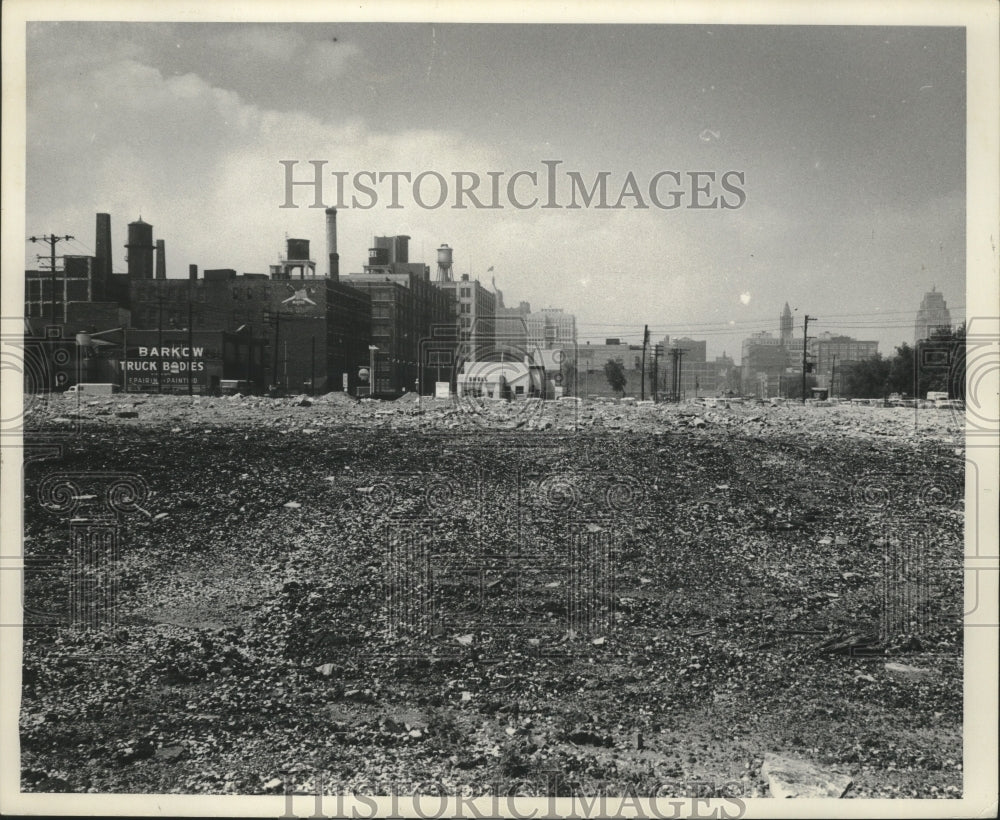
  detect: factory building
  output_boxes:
[25,210,371,394]
[129,221,371,395]
[342,235,454,396]
[119,329,266,394]
[436,276,496,360]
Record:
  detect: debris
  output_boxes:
[154,744,184,762]
[761,754,852,798]
[884,662,934,680]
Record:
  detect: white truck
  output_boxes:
[65,383,118,396]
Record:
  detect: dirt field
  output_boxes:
[19,395,964,798]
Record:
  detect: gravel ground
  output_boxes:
[19,394,964,798]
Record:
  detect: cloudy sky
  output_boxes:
[25,21,966,357]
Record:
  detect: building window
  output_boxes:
[460,287,471,298]
[460,303,471,314]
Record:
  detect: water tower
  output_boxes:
[125,218,155,280]
[436,244,454,282]
[274,237,317,280]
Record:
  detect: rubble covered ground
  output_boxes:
[20,394,964,798]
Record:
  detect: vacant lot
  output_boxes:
[20,397,964,798]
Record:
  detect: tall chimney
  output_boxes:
[325,207,339,281]
[188,264,198,281]
[155,239,166,279]
[94,213,113,289]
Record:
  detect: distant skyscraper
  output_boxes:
[914,286,952,343]
[780,302,793,347]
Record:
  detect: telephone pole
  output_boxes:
[670,347,687,401]
[651,343,663,402]
[263,309,282,390]
[640,324,649,400]
[801,314,816,404]
[29,233,73,322]
[830,353,837,399]
[187,301,194,396]
[157,296,164,394]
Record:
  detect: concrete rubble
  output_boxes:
[761,753,853,798]
[33,393,963,445]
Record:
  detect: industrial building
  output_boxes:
[432,244,497,361]
[22,208,579,400]
[118,329,265,394]
[342,236,454,396]
[128,214,372,394]
[24,210,371,395]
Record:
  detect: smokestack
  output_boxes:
[155,239,166,279]
[325,207,339,281]
[188,264,198,281]
[95,213,113,281]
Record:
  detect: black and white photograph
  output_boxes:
[1,1,997,817]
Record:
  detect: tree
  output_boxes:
[604,359,627,396]
[916,323,965,399]
[888,342,915,396]
[786,374,818,400]
[559,353,577,395]
[841,323,966,400]
[843,354,892,398]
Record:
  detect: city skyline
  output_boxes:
[23,21,966,359]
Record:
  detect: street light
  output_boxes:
[368,345,379,399]
[76,327,124,387]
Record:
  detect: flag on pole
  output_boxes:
[487,266,494,272]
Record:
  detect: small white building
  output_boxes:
[456,355,547,400]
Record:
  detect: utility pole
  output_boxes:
[801,314,816,404]
[651,343,660,402]
[263,309,281,390]
[640,324,649,401]
[246,326,253,386]
[187,301,194,396]
[831,354,837,399]
[676,347,686,401]
[310,335,316,396]
[29,233,73,323]
[157,296,164,394]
